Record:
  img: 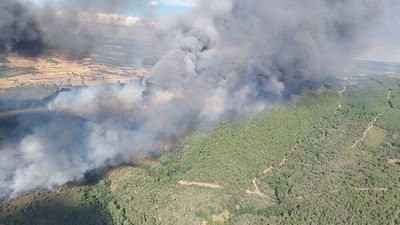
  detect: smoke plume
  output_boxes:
[0,0,155,57]
[0,0,388,198]
[0,0,44,56]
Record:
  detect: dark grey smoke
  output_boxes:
[0,0,154,58]
[0,0,44,56]
[0,0,392,199]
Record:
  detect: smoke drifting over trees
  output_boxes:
[0,0,392,198]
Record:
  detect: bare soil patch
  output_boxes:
[178,180,222,189]
[212,210,230,223]
[246,178,266,197]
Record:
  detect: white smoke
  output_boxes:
[0,0,391,198]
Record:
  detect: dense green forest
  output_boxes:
[1,70,399,224]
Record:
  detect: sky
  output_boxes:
[140,0,195,17]
[31,0,195,16]
[26,0,400,63]
[358,0,400,63]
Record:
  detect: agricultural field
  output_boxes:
[0,65,38,79]
[1,62,399,224]
[0,39,151,89]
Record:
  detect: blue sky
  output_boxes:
[142,0,195,17]
[157,0,194,13]
[31,0,194,16]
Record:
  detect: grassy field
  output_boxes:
[0,65,37,78]
[1,70,399,224]
[0,56,10,63]
[0,55,36,78]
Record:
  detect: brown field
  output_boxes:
[0,54,149,89]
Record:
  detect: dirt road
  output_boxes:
[351,116,380,149]
[178,180,222,189]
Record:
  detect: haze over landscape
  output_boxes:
[0,1,399,224]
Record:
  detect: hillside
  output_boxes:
[1,63,400,224]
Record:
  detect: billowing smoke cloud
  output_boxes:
[0,0,388,198]
[0,0,157,57]
[0,0,44,56]
[359,0,400,62]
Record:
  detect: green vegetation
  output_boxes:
[0,56,10,63]
[178,91,338,189]
[46,57,60,65]
[0,65,37,78]
[0,180,113,225]
[1,70,400,224]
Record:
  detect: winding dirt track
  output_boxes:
[354,187,389,192]
[258,89,398,200]
[387,90,392,102]
[297,90,397,200]
[262,166,274,175]
[338,85,347,97]
[351,90,395,149]
[337,85,347,109]
[246,143,300,197]
[178,180,222,189]
[180,88,396,201]
[262,143,298,176]
[245,178,266,197]
[248,84,339,197]
[351,116,380,149]
[181,84,348,197]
